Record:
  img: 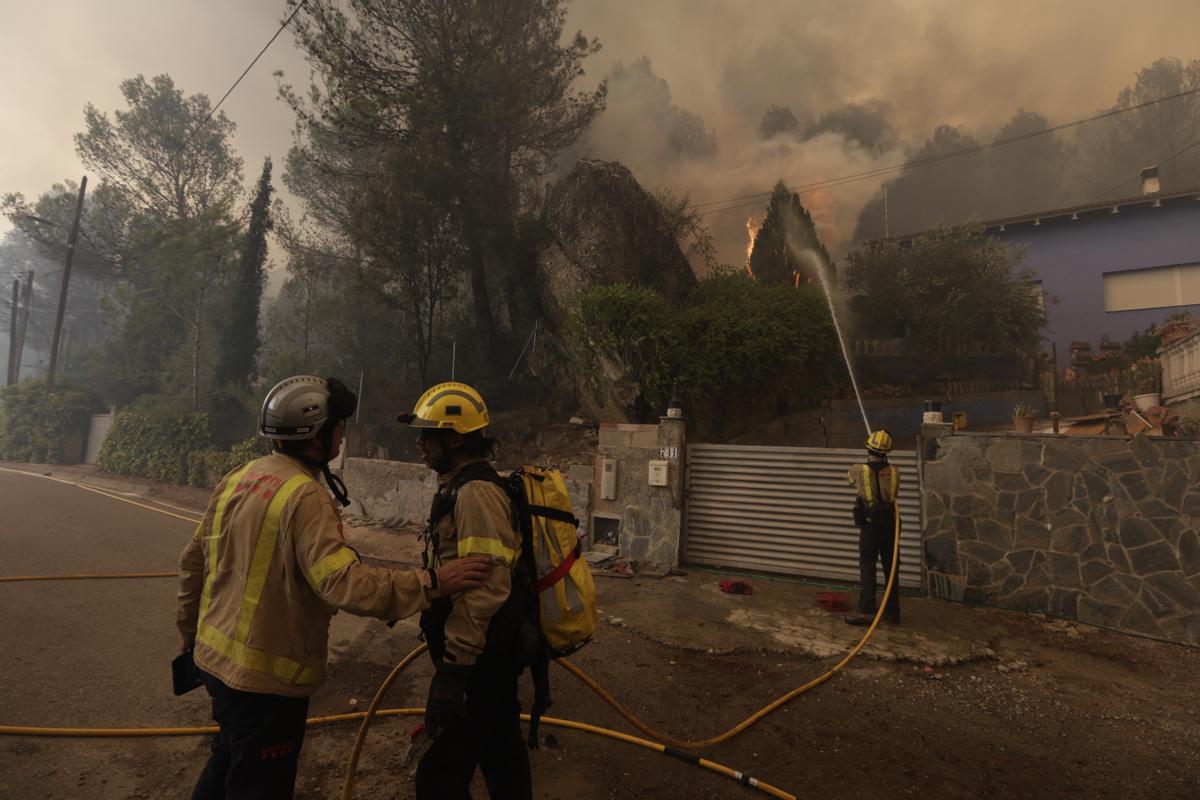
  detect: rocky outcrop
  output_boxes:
[536,159,696,330]
[533,160,696,420]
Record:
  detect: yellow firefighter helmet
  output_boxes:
[397,381,490,435]
[866,429,893,455]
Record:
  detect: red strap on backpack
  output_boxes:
[536,546,580,594]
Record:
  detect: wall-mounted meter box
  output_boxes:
[648,460,669,487]
[600,458,618,500]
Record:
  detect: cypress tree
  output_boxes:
[218,158,273,391]
[748,180,832,286]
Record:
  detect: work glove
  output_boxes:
[424,662,471,739]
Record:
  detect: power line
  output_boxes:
[1082,135,1200,207]
[691,85,1200,217]
[170,0,309,163]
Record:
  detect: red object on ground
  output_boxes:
[815,590,851,612]
[718,579,754,595]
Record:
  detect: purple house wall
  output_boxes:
[985,190,1200,366]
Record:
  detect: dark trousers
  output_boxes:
[191,671,310,800]
[858,518,901,620]
[414,660,532,800]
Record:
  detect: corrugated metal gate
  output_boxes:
[84,412,115,465]
[684,444,923,589]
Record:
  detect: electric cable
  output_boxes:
[689,86,1200,216]
[169,0,310,163]
[1082,135,1200,206]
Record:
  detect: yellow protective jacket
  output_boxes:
[847,461,900,506]
[429,460,522,667]
[177,452,438,697]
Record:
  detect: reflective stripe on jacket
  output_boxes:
[177,452,437,697]
[847,462,900,506]
[430,460,521,667]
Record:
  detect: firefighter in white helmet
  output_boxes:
[177,375,492,799]
[845,429,902,626]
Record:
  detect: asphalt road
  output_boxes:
[0,468,212,798]
[3,467,1199,800]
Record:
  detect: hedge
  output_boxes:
[0,380,99,463]
[569,273,839,412]
[97,411,216,485]
[186,436,271,488]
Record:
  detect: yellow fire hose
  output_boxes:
[0,572,178,583]
[0,465,904,800]
[556,510,899,751]
[336,643,794,800]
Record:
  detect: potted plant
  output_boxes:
[1012,402,1036,434]
[1131,358,1162,411]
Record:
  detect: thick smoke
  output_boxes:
[566,0,1200,265]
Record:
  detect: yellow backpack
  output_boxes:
[511,466,598,656]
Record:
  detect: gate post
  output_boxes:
[659,395,686,567]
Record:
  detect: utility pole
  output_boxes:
[11,271,33,384]
[46,176,87,389]
[6,279,17,385]
[883,185,889,238]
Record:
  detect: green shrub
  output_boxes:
[0,380,99,463]
[569,273,839,412]
[186,436,271,487]
[98,411,215,484]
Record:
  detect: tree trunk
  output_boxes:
[445,130,501,368]
[191,286,204,412]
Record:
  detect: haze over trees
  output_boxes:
[847,57,1200,240]
[282,0,607,371]
[842,222,1046,359]
[2,11,1196,451]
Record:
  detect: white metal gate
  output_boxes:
[684,444,923,589]
[84,412,115,465]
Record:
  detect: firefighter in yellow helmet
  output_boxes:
[177,376,492,799]
[845,429,902,626]
[398,381,534,800]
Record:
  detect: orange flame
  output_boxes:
[745,215,761,279]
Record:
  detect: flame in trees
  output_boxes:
[745,215,762,279]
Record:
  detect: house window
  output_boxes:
[1102,263,1200,312]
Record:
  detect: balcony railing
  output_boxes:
[1161,329,1200,403]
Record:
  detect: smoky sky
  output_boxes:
[0,0,308,293]
[566,0,1200,264]
[3,1,1200,271]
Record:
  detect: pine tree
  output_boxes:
[748,181,832,286]
[217,158,273,391]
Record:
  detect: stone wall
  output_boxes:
[342,458,438,528]
[342,457,591,538]
[923,432,1200,646]
[592,417,686,568]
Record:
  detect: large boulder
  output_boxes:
[536,159,696,331]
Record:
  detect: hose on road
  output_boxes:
[0,572,177,583]
[0,707,794,800]
[0,461,904,800]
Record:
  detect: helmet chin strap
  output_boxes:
[298,419,351,507]
[321,464,351,507]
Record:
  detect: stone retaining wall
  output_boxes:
[342,457,590,538]
[923,433,1200,646]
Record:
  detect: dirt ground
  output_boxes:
[2,465,1198,799]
